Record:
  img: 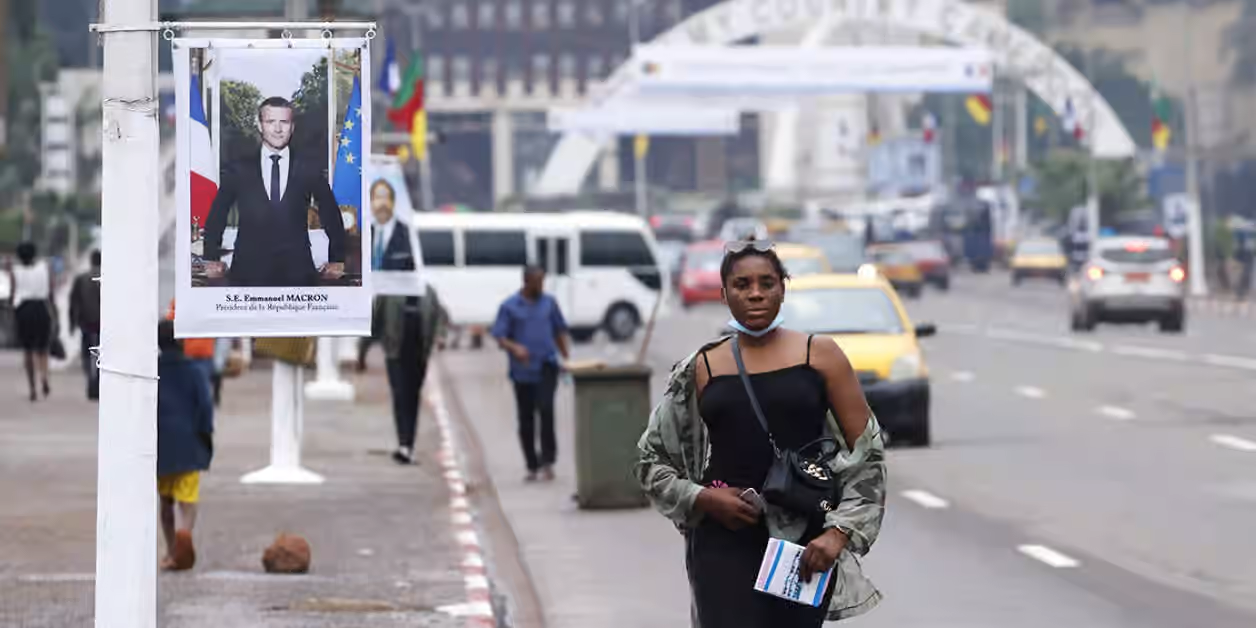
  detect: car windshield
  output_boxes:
[1017,241,1062,256]
[904,241,946,260]
[685,248,723,271]
[1099,244,1174,264]
[870,248,912,265]
[782,288,905,335]
[783,256,826,276]
[798,236,866,271]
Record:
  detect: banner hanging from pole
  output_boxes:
[173,38,374,338]
[366,153,427,296]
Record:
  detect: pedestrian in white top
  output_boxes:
[6,242,54,401]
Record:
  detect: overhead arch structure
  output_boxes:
[534,0,1138,196]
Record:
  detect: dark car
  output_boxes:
[786,231,869,273]
[901,240,951,290]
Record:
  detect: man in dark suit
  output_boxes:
[357,178,415,371]
[202,96,346,287]
[368,179,414,272]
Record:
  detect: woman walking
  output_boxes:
[635,239,887,627]
[7,242,54,401]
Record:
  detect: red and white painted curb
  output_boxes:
[1188,297,1255,319]
[428,379,497,628]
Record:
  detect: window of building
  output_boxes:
[557,0,576,27]
[503,55,523,80]
[665,0,683,23]
[428,55,446,83]
[531,1,550,29]
[452,55,472,82]
[532,53,550,79]
[465,230,528,266]
[480,57,499,85]
[586,54,604,79]
[451,1,470,28]
[579,230,655,267]
[558,53,577,78]
[426,4,446,29]
[505,0,523,28]
[418,230,456,266]
[584,1,605,26]
[478,1,496,27]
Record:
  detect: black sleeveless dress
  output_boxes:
[686,337,837,628]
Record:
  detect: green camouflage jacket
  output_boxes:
[634,336,887,623]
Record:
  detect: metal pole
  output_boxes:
[95,0,159,627]
[1182,3,1207,296]
[629,0,647,216]
[635,139,648,217]
[1082,27,1100,255]
[408,8,435,212]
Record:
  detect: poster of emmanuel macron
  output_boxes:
[176,41,372,339]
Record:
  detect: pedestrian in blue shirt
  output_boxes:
[491,265,570,482]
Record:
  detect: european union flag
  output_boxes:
[332,76,364,228]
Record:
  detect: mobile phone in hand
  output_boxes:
[740,488,766,513]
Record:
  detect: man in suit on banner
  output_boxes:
[202,96,346,287]
[368,179,414,273]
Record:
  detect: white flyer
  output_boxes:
[754,538,833,607]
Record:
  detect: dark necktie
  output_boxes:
[269,154,282,204]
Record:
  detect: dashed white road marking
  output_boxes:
[1111,345,1190,361]
[900,489,950,509]
[1202,354,1256,371]
[1097,405,1136,421]
[950,370,975,383]
[1015,385,1046,399]
[1209,434,1256,452]
[1017,544,1081,569]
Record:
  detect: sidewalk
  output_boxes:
[0,349,471,628]
[436,348,691,628]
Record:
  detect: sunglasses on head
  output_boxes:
[724,239,775,255]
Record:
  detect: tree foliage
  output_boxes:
[220,79,264,160]
[1033,151,1149,225]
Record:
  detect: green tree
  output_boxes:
[219,79,263,160]
[1033,150,1148,224]
[1225,0,1256,85]
[0,29,60,204]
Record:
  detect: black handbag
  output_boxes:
[731,334,839,518]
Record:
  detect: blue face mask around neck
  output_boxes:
[727,312,785,338]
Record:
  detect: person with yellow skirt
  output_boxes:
[156,321,216,571]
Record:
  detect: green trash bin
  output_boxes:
[571,363,653,510]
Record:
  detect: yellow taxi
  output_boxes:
[784,273,937,447]
[1010,238,1069,286]
[776,242,833,277]
[866,243,925,298]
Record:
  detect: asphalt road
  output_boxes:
[560,270,1256,627]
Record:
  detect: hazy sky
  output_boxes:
[218,48,327,100]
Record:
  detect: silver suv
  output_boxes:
[1070,236,1186,333]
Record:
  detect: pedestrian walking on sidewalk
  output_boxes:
[491,265,570,482]
[156,321,215,571]
[69,250,102,400]
[636,238,887,627]
[7,242,54,402]
[380,284,448,465]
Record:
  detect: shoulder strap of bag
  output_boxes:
[731,334,781,457]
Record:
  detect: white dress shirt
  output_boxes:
[260,145,291,201]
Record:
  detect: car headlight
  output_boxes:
[888,353,923,381]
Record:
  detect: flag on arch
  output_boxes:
[1062,97,1084,141]
[188,72,218,229]
[332,75,364,229]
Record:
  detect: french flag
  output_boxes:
[189,73,218,228]
[378,38,400,97]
